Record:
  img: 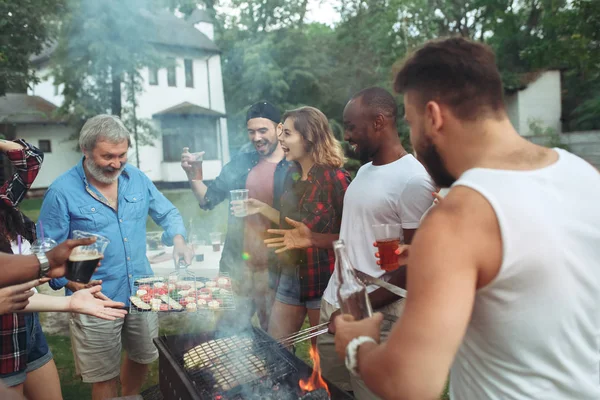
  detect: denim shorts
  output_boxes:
[275,267,322,309]
[1,313,53,387]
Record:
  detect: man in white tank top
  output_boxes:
[333,37,600,400]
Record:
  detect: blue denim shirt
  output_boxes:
[42,158,187,304]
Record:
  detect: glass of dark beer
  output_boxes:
[372,224,402,272]
[66,231,110,283]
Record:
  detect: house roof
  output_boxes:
[31,9,219,65]
[504,70,561,93]
[152,102,226,118]
[0,94,64,124]
[187,8,213,24]
[139,9,219,53]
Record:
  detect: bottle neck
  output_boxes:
[335,246,360,284]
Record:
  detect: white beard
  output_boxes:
[84,158,125,184]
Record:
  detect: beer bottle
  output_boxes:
[334,240,373,320]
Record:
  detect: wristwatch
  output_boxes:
[35,252,50,278]
[345,336,377,377]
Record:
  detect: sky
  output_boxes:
[305,0,341,27]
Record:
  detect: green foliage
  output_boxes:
[0,0,65,95]
[527,119,570,151]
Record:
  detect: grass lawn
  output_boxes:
[20,190,449,400]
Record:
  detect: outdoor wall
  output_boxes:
[505,93,519,132]
[17,124,80,189]
[529,130,600,170]
[517,71,562,136]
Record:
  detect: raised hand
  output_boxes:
[265,217,312,254]
[68,286,127,321]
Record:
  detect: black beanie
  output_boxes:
[246,101,281,124]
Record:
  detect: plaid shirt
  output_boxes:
[0,140,43,374]
[278,164,351,301]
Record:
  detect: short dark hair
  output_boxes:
[393,37,505,120]
[351,87,398,122]
[246,101,281,124]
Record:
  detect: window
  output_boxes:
[161,117,218,162]
[184,59,194,88]
[39,140,52,153]
[167,59,177,87]
[149,68,158,85]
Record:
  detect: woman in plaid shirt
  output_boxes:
[235,106,351,346]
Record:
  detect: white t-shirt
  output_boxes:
[323,154,435,307]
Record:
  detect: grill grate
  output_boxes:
[181,333,296,394]
[155,328,354,400]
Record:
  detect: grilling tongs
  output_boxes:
[277,272,406,347]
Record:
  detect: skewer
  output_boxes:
[278,328,329,347]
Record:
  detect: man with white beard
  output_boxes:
[41,114,192,400]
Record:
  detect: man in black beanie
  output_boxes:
[181,101,290,331]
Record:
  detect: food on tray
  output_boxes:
[176,281,192,290]
[167,283,176,291]
[141,294,153,303]
[197,289,212,300]
[185,296,196,304]
[153,282,166,289]
[208,300,221,309]
[130,296,151,311]
[160,295,183,311]
[196,281,205,289]
[160,304,169,311]
[197,299,207,307]
[151,299,162,311]
[178,289,190,297]
[217,277,231,287]
[135,276,164,285]
[205,280,217,289]
[153,287,167,297]
[186,303,197,311]
[136,289,148,297]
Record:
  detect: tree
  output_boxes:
[0,0,65,95]
[52,0,165,119]
[50,0,170,163]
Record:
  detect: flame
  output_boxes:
[299,345,330,395]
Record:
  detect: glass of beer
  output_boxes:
[189,152,204,180]
[372,224,401,271]
[230,189,249,217]
[210,232,221,252]
[66,231,110,283]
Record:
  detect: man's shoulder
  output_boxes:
[47,164,81,191]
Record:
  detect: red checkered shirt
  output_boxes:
[278,164,351,301]
[0,139,43,374]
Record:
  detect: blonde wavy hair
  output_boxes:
[282,106,345,169]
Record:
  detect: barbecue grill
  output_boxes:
[154,328,353,400]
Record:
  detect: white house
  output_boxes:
[504,70,562,135]
[22,8,229,189]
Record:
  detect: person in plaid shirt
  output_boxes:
[234,106,350,347]
[0,139,126,399]
[0,139,51,393]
